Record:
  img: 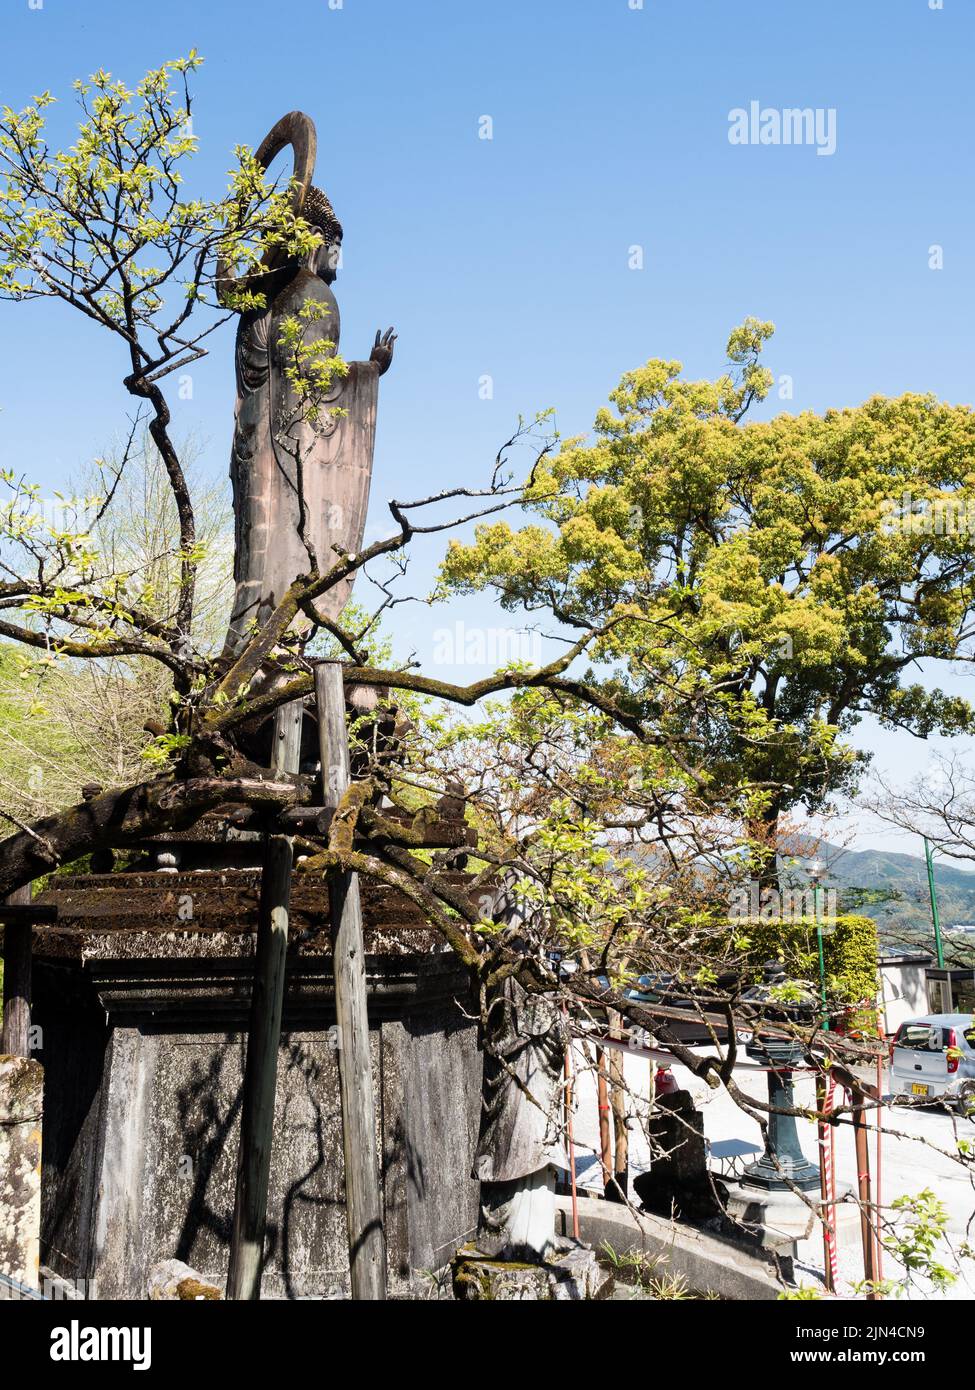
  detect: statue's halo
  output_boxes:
[254,111,318,218]
[217,110,319,306]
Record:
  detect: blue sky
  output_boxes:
[1,0,973,851]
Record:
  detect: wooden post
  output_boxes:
[851,1082,879,1297]
[606,1008,628,1202]
[562,1009,580,1240]
[579,950,612,1192]
[875,1049,885,1285]
[595,1046,613,1190]
[227,699,303,1300]
[315,661,387,1300]
[815,1074,836,1294]
[2,885,33,1058]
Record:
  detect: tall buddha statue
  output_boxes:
[219,112,395,660]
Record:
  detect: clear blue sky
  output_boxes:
[1,0,973,850]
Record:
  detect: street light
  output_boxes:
[923,837,946,971]
[808,857,828,1032]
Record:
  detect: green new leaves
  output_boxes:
[217,145,324,314]
[0,57,206,318]
[277,300,349,425]
[439,322,975,821]
[0,53,327,357]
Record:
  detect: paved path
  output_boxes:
[567,1041,975,1299]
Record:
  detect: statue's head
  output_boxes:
[303,184,343,285]
[216,113,346,306]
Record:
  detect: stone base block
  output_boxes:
[451,1243,614,1300]
[722,1178,817,1251]
[147,1259,223,1300]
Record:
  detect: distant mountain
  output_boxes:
[819,842,975,896]
[793,841,975,957]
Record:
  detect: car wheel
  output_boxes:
[957,1084,975,1120]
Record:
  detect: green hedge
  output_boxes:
[719,913,878,1005]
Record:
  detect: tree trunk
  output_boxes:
[746,801,782,893]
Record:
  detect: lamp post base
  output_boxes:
[739,1157,822,1193]
[743,1037,821,1194]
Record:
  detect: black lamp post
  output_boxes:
[741,962,821,1193]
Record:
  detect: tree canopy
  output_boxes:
[439,320,975,847]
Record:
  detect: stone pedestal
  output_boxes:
[0,1054,43,1297]
[722,1179,817,1254]
[31,870,482,1299]
[722,1040,821,1272]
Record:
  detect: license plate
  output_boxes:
[911,1083,929,1097]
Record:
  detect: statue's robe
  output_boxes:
[474,979,566,1185]
[225,266,380,657]
[473,932,568,1261]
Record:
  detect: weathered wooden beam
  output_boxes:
[1,885,33,1058]
[226,699,303,1300]
[315,662,387,1300]
[0,904,57,926]
[0,776,299,901]
[227,804,475,848]
[275,805,332,833]
[850,1081,879,1298]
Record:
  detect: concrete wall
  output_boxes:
[880,956,932,1036]
[0,1055,43,1296]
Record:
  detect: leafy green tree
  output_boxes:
[0,434,232,825]
[0,53,323,696]
[439,320,975,873]
[1,64,973,1289]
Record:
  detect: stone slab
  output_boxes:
[555,1193,785,1300]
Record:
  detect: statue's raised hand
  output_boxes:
[370,327,397,375]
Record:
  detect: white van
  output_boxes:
[889,1014,975,1112]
